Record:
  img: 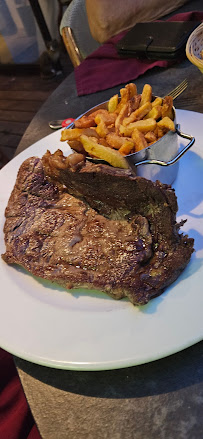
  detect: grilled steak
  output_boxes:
[2,152,194,305]
[42,150,181,244]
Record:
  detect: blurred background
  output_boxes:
[0,0,39,64]
[0,0,73,168]
[0,0,70,66]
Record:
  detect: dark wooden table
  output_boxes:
[13,58,203,439]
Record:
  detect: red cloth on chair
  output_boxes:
[0,349,41,439]
[75,11,203,96]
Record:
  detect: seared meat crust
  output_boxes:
[2,153,194,305]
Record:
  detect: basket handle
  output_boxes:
[133,126,195,168]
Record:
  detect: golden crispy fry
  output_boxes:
[152,97,163,107]
[108,94,118,113]
[106,132,133,149]
[123,102,152,126]
[62,82,176,170]
[162,105,173,117]
[144,105,162,121]
[163,96,173,107]
[161,96,174,120]
[107,123,116,132]
[96,111,117,125]
[140,84,152,107]
[119,125,131,136]
[144,131,157,144]
[115,87,130,114]
[80,135,128,168]
[154,126,166,139]
[60,128,84,141]
[157,116,175,132]
[132,128,148,152]
[115,103,129,134]
[95,114,109,137]
[60,127,100,141]
[98,138,110,147]
[74,109,110,128]
[83,128,100,138]
[90,136,100,143]
[74,116,95,129]
[120,118,157,136]
[129,94,141,112]
[118,140,134,156]
[96,123,109,138]
[125,83,137,98]
[157,127,164,138]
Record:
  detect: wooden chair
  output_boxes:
[60,0,100,67]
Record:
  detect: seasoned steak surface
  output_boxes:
[2,153,194,305]
[42,150,178,244]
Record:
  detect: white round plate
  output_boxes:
[0,109,202,370]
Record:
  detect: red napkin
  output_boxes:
[75,11,203,96]
[0,348,41,439]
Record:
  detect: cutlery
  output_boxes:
[49,118,75,130]
[164,78,188,99]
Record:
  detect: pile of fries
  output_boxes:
[61,83,175,169]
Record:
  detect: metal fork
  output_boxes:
[164,78,188,100]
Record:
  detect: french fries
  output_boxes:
[152,97,163,107]
[120,118,157,136]
[106,132,133,149]
[80,135,128,169]
[144,105,162,120]
[161,96,174,119]
[140,84,152,106]
[118,140,134,156]
[122,102,152,126]
[157,116,175,132]
[108,94,118,113]
[131,128,148,152]
[95,114,109,137]
[60,82,175,168]
[60,127,99,141]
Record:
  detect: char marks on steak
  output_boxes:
[2,152,194,305]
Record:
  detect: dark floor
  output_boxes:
[0,53,73,169]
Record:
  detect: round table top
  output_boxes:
[13,35,203,439]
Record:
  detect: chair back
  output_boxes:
[60,0,100,66]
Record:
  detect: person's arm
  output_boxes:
[86,0,189,43]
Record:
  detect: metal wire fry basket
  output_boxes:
[186,23,203,73]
